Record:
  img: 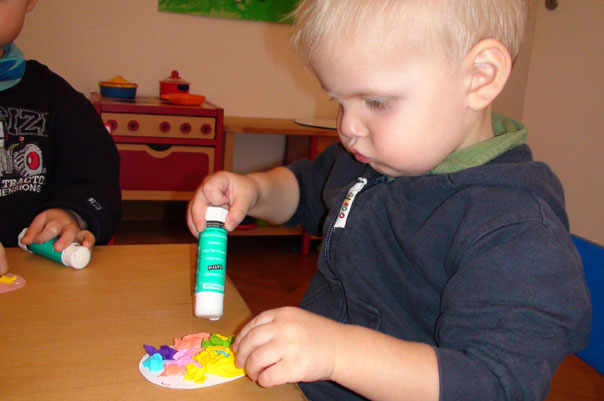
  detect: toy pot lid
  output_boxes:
[161,70,189,85]
[99,75,138,88]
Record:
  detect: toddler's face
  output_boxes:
[311,38,485,177]
[0,0,34,53]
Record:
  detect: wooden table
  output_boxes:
[0,244,307,401]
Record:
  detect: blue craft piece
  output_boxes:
[143,353,165,372]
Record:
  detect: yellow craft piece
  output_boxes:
[184,345,245,384]
[184,362,207,383]
[214,333,230,342]
[0,275,17,284]
[108,75,129,83]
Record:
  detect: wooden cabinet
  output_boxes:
[91,93,223,201]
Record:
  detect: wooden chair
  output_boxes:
[572,235,604,375]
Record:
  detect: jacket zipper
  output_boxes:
[323,177,368,267]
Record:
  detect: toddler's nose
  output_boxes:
[337,105,365,141]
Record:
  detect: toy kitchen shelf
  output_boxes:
[91,92,223,201]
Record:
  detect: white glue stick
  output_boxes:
[18,228,91,269]
[195,206,228,320]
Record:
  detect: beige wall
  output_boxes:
[17,0,335,119]
[523,1,604,244]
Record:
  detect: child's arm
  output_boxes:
[19,208,95,250]
[0,242,8,276]
[188,167,299,235]
[233,307,440,401]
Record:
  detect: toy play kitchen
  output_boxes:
[91,91,223,201]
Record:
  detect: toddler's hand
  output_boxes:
[0,242,8,276]
[19,208,95,251]
[233,306,339,387]
[187,171,259,236]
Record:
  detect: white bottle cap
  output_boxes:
[195,292,224,320]
[205,206,228,223]
[17,228,31,252]
[61,244,91,269]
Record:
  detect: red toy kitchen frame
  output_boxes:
[91,92,224,201]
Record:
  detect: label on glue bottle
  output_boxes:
[18,228,91,269]
[195,206,228,320]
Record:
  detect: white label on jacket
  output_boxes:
[334,177,367,229]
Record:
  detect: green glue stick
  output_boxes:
[195,206,228,320]
[18,228,91,269]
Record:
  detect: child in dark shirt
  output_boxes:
[0,0,121,274]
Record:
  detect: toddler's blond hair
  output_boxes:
[292,0,528,66]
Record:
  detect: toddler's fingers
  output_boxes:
[186,198,205,237]
[34,225,62,245]
[21,217,47,244]
[234,310,279,350]
[187,189,210,234]
[234,314,281,368]
[53,224,79,251]
[201,174,232,206]
[224,205,246,232]
[255,359,301,388]
[76,230,95,248]
[244,340,284,384]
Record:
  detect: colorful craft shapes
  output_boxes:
[139,332,245,389]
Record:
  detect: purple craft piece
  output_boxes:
[144,344,159,356]
[143,344,177,360]
[159,345,177,360]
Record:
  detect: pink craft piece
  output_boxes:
[160,363,187,377]
[173,333,210,350]
[0,274,26,294]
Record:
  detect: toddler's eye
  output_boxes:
[365,98,389,111]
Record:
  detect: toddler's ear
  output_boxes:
[464,39,512,111]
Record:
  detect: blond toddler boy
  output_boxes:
[188,1,591,400]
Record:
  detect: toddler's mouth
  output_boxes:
[350,150,370,164]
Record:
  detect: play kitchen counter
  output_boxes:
[91,92,224,201]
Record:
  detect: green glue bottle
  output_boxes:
[18,228,91,269]
[195,206,228,320]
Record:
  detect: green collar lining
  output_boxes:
[429,113,527,175]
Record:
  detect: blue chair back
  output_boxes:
[572,235,604,375]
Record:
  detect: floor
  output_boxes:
[113,218,319,315]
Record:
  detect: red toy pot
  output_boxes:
[160,70,190,96]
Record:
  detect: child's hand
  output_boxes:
[232,306,339,387]
[0,242,8,276]
[19,208,95,251]
[187,171,260,235]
